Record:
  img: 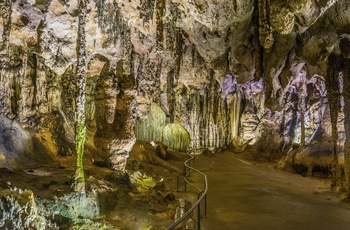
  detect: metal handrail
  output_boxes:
[167,151,208,230]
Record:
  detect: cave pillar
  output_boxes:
[343,58,350,194]
[0,0,12,53]
[299,70,308,147]
[0,0,13,119]
[94,60,136,172]
[227,88,247,151]
[73,0,88,193]
[108,90,136,171]
[300,94,306,147]
[227,91,241,142]
[325,54,341,189]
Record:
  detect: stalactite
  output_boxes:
[189,76,233,151]
[168,29,183,123]
[18,48,29,122]
[46,69,60,114]
[191,45,196,67]
[35,57,48,114]
[0,45,23,120]
[203,85,209,149]
[165,3,178,52]
[168,29,184,122]
[122,25,133,75]
[73,0,88,194]
[140,0,155,21]
[95,0,122,46]
[207,71,214,149]
[216,91,230,149]
[0,0,12,53]
[10,65,20,118]
[253,0,263,80]
[300,95,306,146]
[154,60,162,103]
[225,96,231,147]
[166,70,175,122]
[259,79,266,116]
[280,103,287,154]
[16,49,40,123]
[190,91,201,150]
[95,0,105,23]
[135,54,144,97]
[228,90,243,142]
[174,29,183,82]
[29,53,38,106]
[61,66,77,126]
[0,0,13,119]
[299,77,307,147]
[325,54,341,189]
[257,0,274,49]
[256,0,274,111]
[155,0,166,50]
[136,58,160,103]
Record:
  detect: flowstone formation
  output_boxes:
[1,0,350,227]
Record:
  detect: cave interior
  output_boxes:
[1,0,350,229]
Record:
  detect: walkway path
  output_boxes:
[192,151,350,230]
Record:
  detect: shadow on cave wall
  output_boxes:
[0,115,53,169]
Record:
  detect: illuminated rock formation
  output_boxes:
[1,0,350,199]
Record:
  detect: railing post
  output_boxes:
[167,145,208,230]
[197,191,205,227]
[204,194,207,217]
[183,164,187,192]
[197,203,201,230]
[177,174,180,192]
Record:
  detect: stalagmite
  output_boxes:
[343,56,350,196]
[300,79,307,147]
[73,0,88,193]
[325,54,341,189]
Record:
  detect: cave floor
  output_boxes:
[0,141,189,229]
[190,151,350,230]
[2,146,350,229]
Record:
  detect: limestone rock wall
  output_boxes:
[0,0,350,167]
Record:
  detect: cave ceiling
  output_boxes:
[0,0,350,165]
[2,0,349,94]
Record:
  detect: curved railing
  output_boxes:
[167,150,208,230]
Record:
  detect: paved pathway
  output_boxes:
[191,151,350,230]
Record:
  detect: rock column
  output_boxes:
[74,0,88,193]
[325,54,341,189]
[343,57,350,195]
[94,60,136,172]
